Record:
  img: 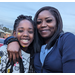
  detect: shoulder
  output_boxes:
[59,32,75,41]
[58,32,75,54]
[0,45,7,51]
[0,45,7,56]
[56,32,75,50]
[4,36,14,44]
[60,32,75,38]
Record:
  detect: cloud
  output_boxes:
[0,2,75,34]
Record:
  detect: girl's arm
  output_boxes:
[0,45,8,73]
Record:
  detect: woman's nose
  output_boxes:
[41,21,47,28]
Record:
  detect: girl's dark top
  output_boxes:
[34,32,75,73]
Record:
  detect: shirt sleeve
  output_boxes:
[4,36,14,45]
[0,45,8,73]
[62,33,75,73]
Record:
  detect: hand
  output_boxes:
[7,41,21,63]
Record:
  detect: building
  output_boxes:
[0,29,5,38]
[0,29,12,38]
[3,32,11,38]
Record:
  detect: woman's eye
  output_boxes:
[37,21,42,24]
[46,19,52,23]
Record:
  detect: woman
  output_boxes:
[0,15,35,73]
[4,6,75,73]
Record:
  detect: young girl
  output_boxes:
[0,15,35,73]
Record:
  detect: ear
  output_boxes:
[13,31,16,37]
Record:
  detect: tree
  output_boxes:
[0,24,3,29]
[3,27,7,32]
[0,24,12,34]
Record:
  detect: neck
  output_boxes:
[44,39,50,44]
[43,37,51,44]
[21,47,28,52]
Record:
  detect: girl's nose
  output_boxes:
[23,31,28,37]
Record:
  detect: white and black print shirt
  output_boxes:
[0,45,30,73]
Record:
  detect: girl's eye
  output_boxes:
[18,30,23,32]
[37,21,42,25]
[28,31,34,34]
[46,19,52,23]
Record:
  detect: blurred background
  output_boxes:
[0,2,75,39]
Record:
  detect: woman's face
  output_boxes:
[14,20,34,48]
[37,10,57,40]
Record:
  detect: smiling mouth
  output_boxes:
[40,29,50,33]
[21,40,29,44]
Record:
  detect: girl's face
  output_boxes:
[37,10,57,41]
[14,20,34,48]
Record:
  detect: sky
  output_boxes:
[0,2,75,34]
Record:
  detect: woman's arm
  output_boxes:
[4,36,20,63]
[4,36,14,44]
[62,33,75,73]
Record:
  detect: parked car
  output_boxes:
[0,38,5,47]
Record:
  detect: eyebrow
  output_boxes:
[45,17,51,19]
[28,28,33,30]
[18,27,23,29]
[37,17,51,20]
[18,27,33,29]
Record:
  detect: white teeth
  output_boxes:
[21,40,28,43]
[22,40,28,43]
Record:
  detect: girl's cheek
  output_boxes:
[18,33,20,35]
[16,32,20,38]
[17,32,21,36]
